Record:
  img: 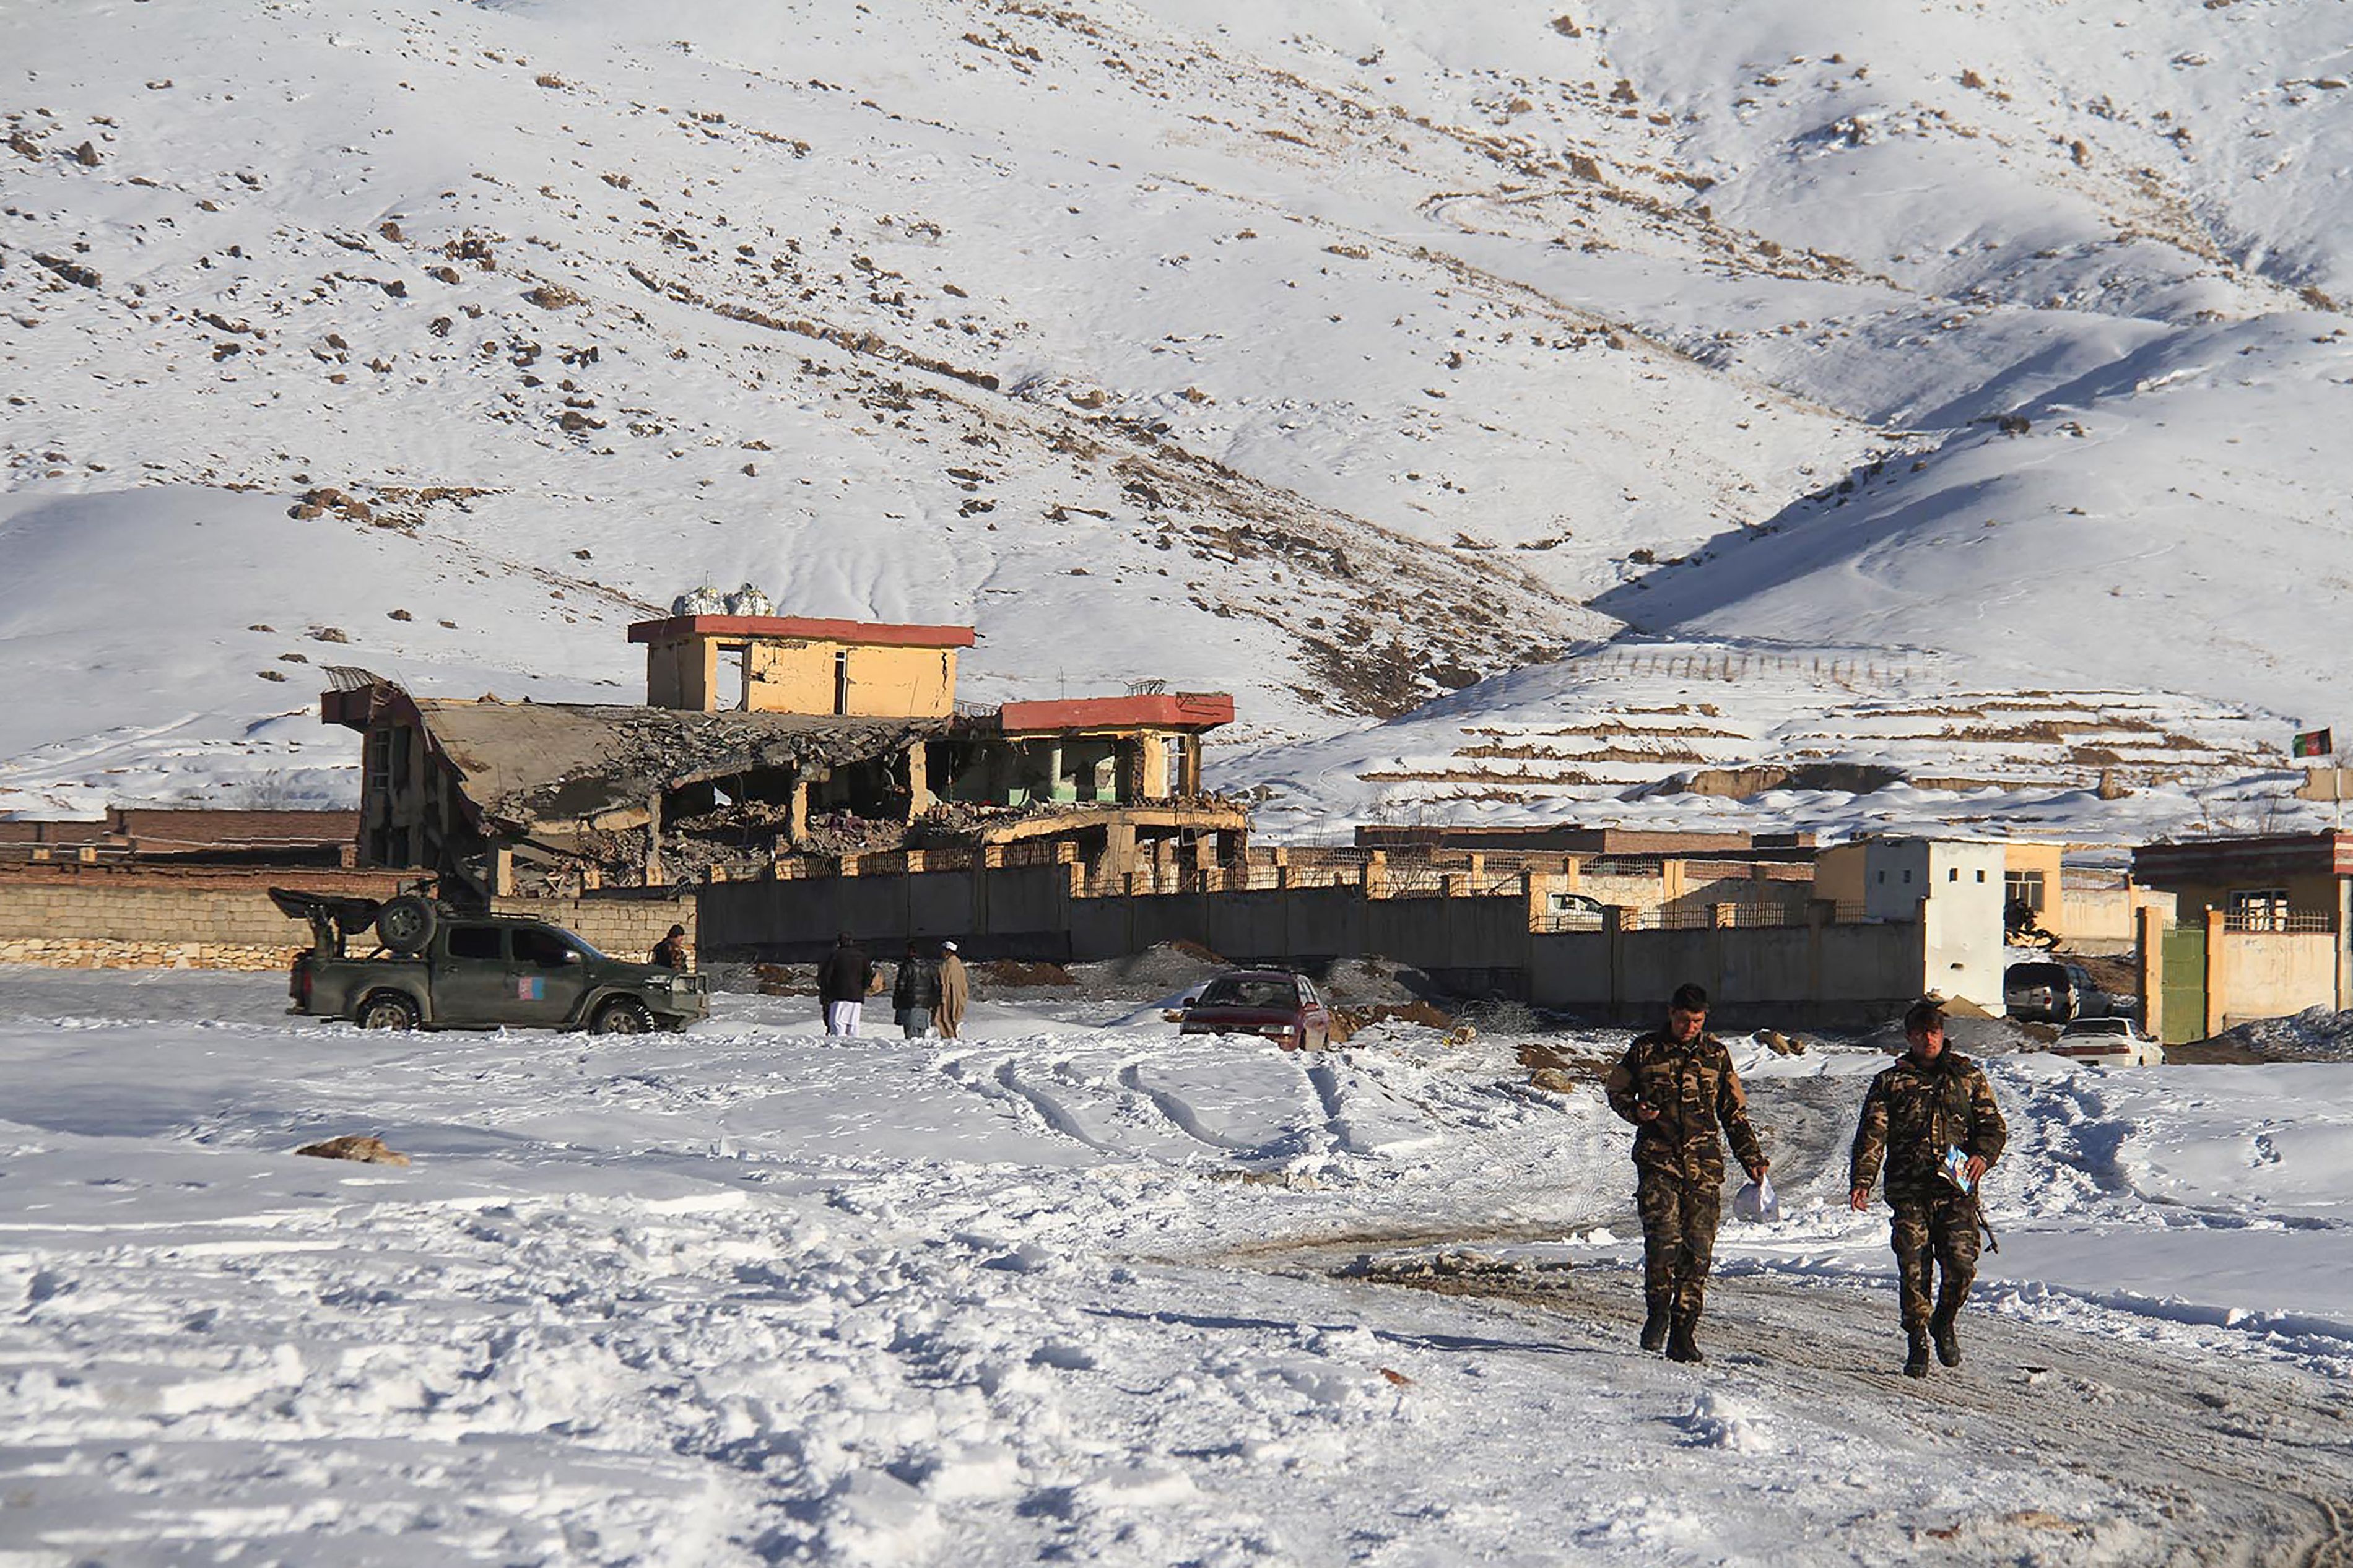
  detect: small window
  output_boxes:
[2229,889,2292,932]
[1949,868,1959,881]
[511,926,578,968]
[1876,870,1885,885]
[1977,869,1986,882]
[1902,869,1912,884]
[447,925,503,961]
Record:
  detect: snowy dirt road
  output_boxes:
[1287,1254,2353,1568]
[2,971,2351,1565]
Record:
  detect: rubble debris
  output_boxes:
[1336,1250,1573,1289]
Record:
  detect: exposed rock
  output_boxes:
[294,1134,411,1166]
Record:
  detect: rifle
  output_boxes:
[1942,1146,2000,1254]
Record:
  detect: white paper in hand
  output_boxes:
[1731,1174,1781,1224]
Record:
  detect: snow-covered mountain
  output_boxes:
[3,0,2346,831]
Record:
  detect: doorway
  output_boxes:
[719,644,750,711]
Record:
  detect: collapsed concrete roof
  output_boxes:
[325,680,941,829]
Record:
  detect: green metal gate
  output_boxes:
[2160,927,2207,1044]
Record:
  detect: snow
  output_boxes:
[11,0,2353,1545]
[1,967,2349,1561]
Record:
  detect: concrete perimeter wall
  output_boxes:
[2212,927,2342,1029]
[698,866,1072,961]
[699,867,1933,1020]
[1529,918,1926,1024]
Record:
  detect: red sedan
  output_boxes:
[1178,969,1333,1050]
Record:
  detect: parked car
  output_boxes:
[2051,1016,2165,1067]
[271,888,709,1034]
[2004,960,2102,1024]
[1178,968,1333,1050]
[1544,891,1607,931]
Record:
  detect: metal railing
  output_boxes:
[2222,910,2337,933]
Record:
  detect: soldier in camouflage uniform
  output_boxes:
[1604,983,1769,1364]
[1849,1000,2009,1378]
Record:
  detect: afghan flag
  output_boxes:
[2293,727,2333,759]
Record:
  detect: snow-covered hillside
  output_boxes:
[2,0,2347,826]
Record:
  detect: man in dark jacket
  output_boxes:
[1850,999,2009,1378]
[1604,982,1770,1364]
[816,933,877,1037]
[651,924,690,970]
[892,941,941,1039]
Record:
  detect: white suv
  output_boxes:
[2052,1016,2164,1067]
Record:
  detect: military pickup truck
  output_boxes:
[270,888,709,1034]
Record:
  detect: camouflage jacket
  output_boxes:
[1849,1050,2008,1199]
[1604,1029,1765,1181]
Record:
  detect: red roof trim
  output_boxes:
[627,615,976,648]
[995,694,1235,733]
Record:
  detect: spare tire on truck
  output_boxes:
[375,895,440,956]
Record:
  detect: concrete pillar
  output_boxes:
[1365,851,1387,899]
[1807,899,1829,1005]
[644,790,666,886]
[1524,871,1552,933]
[493,846,516,898]
[788,781,809,845]
[1603,904,1625,1025]
[906,743,932,815]
[2338,877,2352,1013]
[2138,903,2167,1039]
[2204,906,2227,1039]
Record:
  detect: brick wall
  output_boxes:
[0,869,410,951]
[0,871,695,972]
[491,894,697,961]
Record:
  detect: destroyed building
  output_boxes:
[324,608,1246,898]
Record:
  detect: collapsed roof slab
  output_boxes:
[324,681,942,833]
[414,701,942,829]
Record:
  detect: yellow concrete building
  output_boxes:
[630,613,973,717]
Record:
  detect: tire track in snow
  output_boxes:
[1116,1064,1256,1152]
[993,1059,1118,1151]
[933,1053,1121,1153]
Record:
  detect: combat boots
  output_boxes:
[1931,1291,1964,1367]
[1640,1298,1671,1354]
[1903,1327,1931,1379]
[1666,1311,1705,1365]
